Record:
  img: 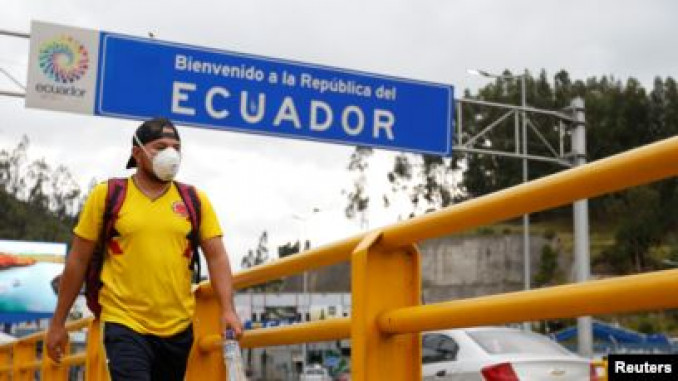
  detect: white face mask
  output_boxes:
[134,134,181,181]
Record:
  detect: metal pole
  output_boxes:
[457,100,463,146]
[300,225,308,373]
[521,73,531,331]
[294,209,319,373]
[0,90,25,98]
[291,213,310,374]
[0,68,26,90]
[302,270,308,372]
[571,97,593,357]
[0,29,29,98]
[0,29,30,39]
[458,97,576,122]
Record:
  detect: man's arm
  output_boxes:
[201,236,243,338]
[46,235,96,362]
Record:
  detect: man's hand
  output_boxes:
[221,309,243,340]
[45,323,68,363]
[47,234,96,363]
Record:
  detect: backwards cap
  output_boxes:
[126,117,180,169]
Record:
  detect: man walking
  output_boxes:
[46,117,242,380]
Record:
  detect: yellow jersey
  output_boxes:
[74,178,222,336]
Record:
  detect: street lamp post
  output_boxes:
[464,73,593,356]
[468,69,531,331]
[570,97,593,357]
[292,208,320,373]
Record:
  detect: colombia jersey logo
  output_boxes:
[172,201,189,218]
[38,35,89,83]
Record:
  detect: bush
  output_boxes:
[543,229,557,240]
[535,244,558,287]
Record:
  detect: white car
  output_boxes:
[300,364,332,381]
[422,327,596,380]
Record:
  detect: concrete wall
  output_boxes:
[420,233,549,303]
[278,262,351,293]
[277,233,570,303]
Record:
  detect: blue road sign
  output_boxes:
[95,33,454,155]
[28,22,454,154]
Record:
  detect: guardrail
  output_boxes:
[1,136,677,380]
[187,136,678,380]
[0,317,93,381]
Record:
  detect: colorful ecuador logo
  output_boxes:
[38,35,89,83]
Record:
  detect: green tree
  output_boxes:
[277,239,310,259]
[343,147,373,228]
[534,244,559,287]
[241,231,270,268]
[277,241,301,258]
[240,231,282,291]
[0,137,81,243]
[384,152,462,218]
[344,71,678,277]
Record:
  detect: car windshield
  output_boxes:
[467,330,573,356]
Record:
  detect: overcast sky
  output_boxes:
[1,0,677,270]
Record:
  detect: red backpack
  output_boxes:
[84,178,202,318]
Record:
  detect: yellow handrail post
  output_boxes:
[185,286,226,380]
[12,340,35,381]
[351,231,421,381]
[41,339,70,381]
[0,347,11,381]
[84,319,109,381]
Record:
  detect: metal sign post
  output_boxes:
[454,94,592,356]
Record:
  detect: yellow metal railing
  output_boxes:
[1,136,677,379]
[0,317,92,381]
[592,358,608,380]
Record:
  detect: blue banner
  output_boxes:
[95,33,454,155]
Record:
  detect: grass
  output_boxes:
[463,215,620,265]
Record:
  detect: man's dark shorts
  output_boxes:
[104,322,194,381]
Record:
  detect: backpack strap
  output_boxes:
[175,181,202,284]
[85,178,127,318]
[103,178,127,243]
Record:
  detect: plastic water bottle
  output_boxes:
[223,329,247,381]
